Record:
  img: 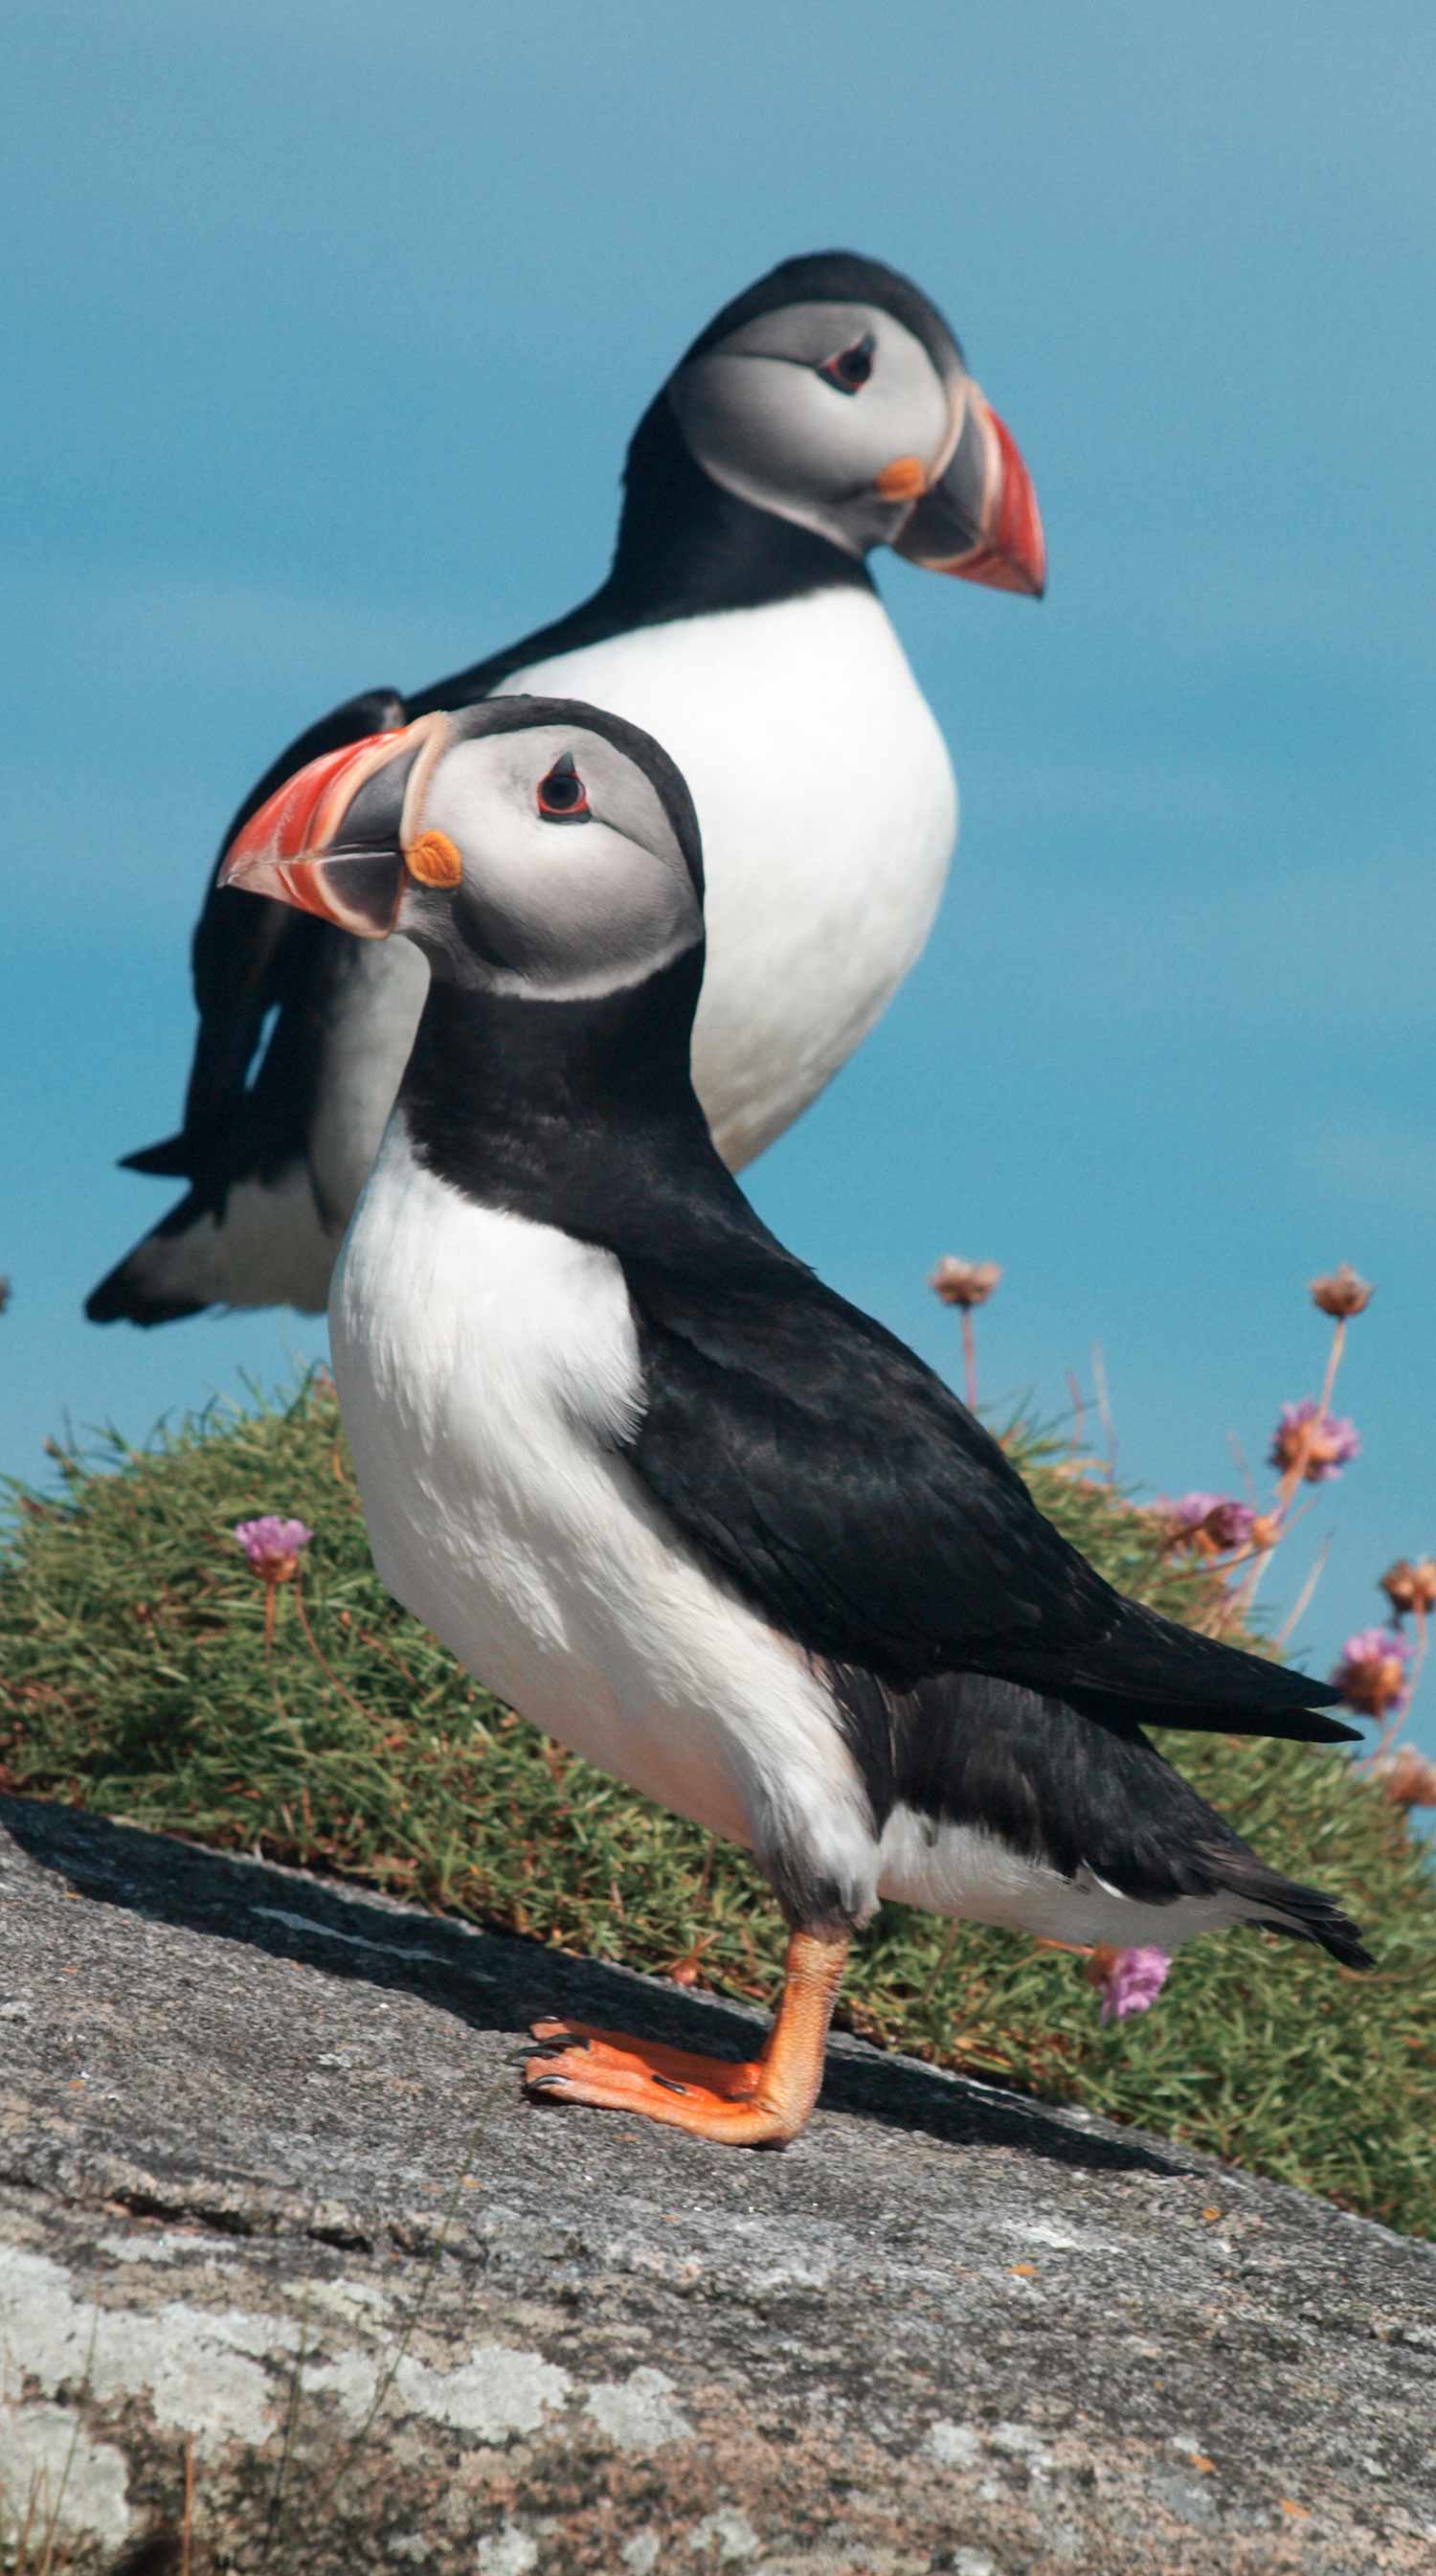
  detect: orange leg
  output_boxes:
[524,1928,850,2147]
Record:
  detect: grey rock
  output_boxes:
[1,1793,1433,2576]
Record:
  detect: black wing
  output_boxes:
[618,1239,1351,1740]
[622,1241,1117,1684]
[121,688,408,1180]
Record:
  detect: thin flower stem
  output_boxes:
[1314,1316,1347,1426]
[293,1582,378,1723]
[1066,1369,1087,1455]
[961,1312,977,1412]
[263,1581,278,1650]
[1273,1535,1332,1649]
[1232,1548,1270,1620]
[1233,1320,1348,1619]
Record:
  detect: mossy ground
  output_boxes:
[3,1372,1432,2237]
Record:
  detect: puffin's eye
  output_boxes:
[536,754,591,824]
[818,334,875,395]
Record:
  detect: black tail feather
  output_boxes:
[85,1255,208,1327]
[1200,1843,1374,1969]
[1065,1684,1359,1748]
[995,1597,1359,1746]
[119,1133,198,1179]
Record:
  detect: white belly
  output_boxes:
[877,1810,1243,1952]
[329,1122,879,1911]
[512,587,956,1164]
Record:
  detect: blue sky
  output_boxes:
[5,2,1433,1748]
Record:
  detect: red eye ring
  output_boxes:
[818,334,875,395]
[536,755,591,823]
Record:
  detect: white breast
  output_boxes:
[330,1119,880,1915]
[508,585,956,1164]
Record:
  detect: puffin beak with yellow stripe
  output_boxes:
[221,715,460,938]
[667,277,1044,591]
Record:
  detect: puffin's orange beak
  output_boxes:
[895,387,1045,598]
[219,716,447,937]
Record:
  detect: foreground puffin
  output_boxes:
[219,699,1369,2146]
[88,249,1044,1327]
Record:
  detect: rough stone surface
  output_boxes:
[1,1792,1433,2574]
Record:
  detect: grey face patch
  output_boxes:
[667,300,963,556]
[399,719,705,1001]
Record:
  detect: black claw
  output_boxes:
[526,2035,589,2062]
[526,2074,570,2095]
[652,2074,690,2096]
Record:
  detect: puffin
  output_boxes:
[215,696,1370,2149]
[87,248,1044,1326]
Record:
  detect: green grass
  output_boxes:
[3,1370,1433,2237]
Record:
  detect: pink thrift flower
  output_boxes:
[1331,1625,1410,1720]
[1268,1398,1360,1485]
[234,1516,313,1583]
[1163,1493,1256,1553]
[1099,1946,1172,2023]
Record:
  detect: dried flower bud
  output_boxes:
[1331,1625,1410,1719]
[1380,1557,1436,1618]
[234,1516,313,1583]
[930,1255,1002,1311]
[1248,1512,1283,1552]
[1310,1264,1374,1320]
[1373,1746,1436,1810]
[1268,1399,1360,1485]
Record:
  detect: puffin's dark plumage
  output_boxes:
[88,248,1045,1325]
[213,696,1372,2147]
[400,963,1352,1751]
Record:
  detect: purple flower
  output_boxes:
[1163,1492,1256,1553]
[234,1516,313,1582]
[1331,1625,1410,1720]
[1268,1398,1360,1485]
[1099,1946,1172,2023]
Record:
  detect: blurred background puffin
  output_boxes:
[87,249,1044,1327]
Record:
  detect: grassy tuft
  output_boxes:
[3,1373,1433,2237]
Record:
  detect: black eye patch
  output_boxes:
[536,753,591,823]
[818,333,875,394]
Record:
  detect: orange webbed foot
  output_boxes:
[527,2019,761,2101]
[521,1929,850,2149]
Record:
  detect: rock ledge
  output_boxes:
[2,1795,1433,2574]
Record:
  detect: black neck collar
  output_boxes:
[601,394,874,624]
[397,947,762,1260]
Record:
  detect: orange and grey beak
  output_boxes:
[893,385,1045,597]
[219,713,450,936]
